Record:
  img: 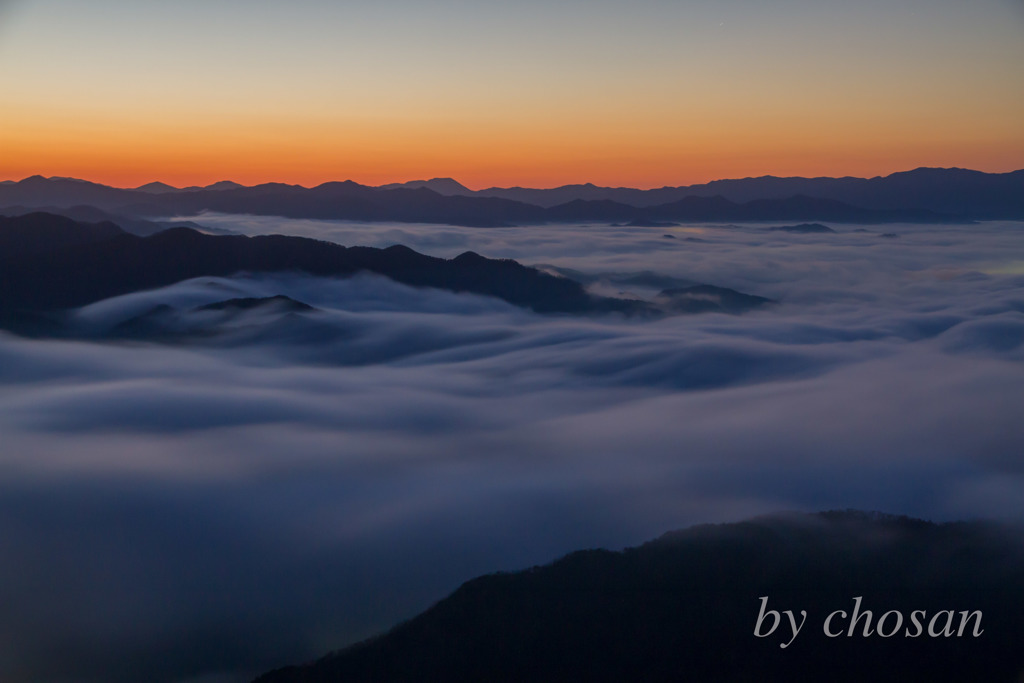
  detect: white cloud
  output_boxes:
[1,217,1023,682]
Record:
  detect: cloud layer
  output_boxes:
[1,217,1023,682]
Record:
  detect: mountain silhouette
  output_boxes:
[546,199,642,223]
[134,181,181,194]
[474,167,1024,218]
[0,213,636,321]
[134,180,246,194]
[124,182,548,227]
[1,204,217,236]
[196,180,246,192]
[5,168,1014,225]
[120,187,963,225]
[0,212,122,255]
[0,214,780,336]
[377,178,475,195]
[253,511,1024,683]
[644,195,950,224]
[0,175,141,208]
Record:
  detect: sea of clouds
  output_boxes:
[1,217,1022,682]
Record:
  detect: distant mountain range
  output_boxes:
[134,180,245,194]
[3,167,1021,226]
[0,213,772,334]
[254,511,1024,683]
[0,203,220,236]
[467,167,1024,216]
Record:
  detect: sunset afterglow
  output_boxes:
[2,0,1022,188]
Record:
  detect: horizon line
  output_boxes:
[5,165,1024,193]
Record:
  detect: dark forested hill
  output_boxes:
[0,213,609,315]
[254,511,1024,683]
[0,213,779,328]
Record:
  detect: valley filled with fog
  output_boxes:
[1,216,1023,683]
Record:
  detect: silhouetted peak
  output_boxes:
[249,182,308,192]
[378,178,474,195]
[202,180,244,191]
[427,177,470,190]
[418,178,472,194]
[452,250,488,264]
[379,244,424,262]
[135,181,180,193]
[313,180,364,190]
[19,175,102,187]
[895,166,977,177]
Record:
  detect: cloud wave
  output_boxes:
[1,217,1022,682]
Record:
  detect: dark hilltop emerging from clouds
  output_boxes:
[255,511,1024,683]
[0,212,778,339]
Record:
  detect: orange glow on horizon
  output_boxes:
[2,0,1021,191]
[4,116,1022,191]
[3,93,1022,190]
[3,147,1022,192]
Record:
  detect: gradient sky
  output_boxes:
[1,0,1022,188]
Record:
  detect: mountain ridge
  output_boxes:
[253,510,1024,683]
[2,167,1019,223]
[0,213,778,337]
[2,169,991,225]
[0,213,637,323]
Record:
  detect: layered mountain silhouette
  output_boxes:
[134,180,245,193]
[470,167,1024,218]
[0,213,776,336]
[0,213,614,320]
[0,203,219,236]
[0,214,770,333]
[0,211,123,255]
[123,182,546,227]
[253,511,1024,683]
[5,167,1020,226]
[377,178,475,195]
